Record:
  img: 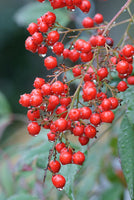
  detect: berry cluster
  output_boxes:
[20,0,134,190]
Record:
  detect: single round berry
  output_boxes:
[100,110,114,123]
[60,97,72,107]
[56,142,66,153]
[69,49,80,62]
[127,76,134,85]
[30,94,43,107]
[109,97,118,109]
[32,32,43,45]
[84,125,96,138]
[27,122,41,136]
[122,44,134,57]
[90,113,101,126]
[69,108,80,121]
[72,151,85,165]
[33,77,45,89]
[79,106,92,119]
[78,135,89,145]
[51,81,64,95]
[55,118,67,131]
[19,93,31,107]
[82,17,94,28]
[101,98,112,111]
[83,87,97,101]
[44,56,57,70]
[73,124,84,136]
[79,0,91,13]
[27,109,40,121]
[41,83,51,95]
[53,42,64,55]
[94,13,103,24]
[96,35,106,46]
[47,131,56,141]
[42,12,56,26]
[56,106,67,118]
[27,22,38,35]
[116,60,129,74]
[48,160,61,173]
[117,81,128,92]
[52,174,66,189]
[97,67,108,80]
[59,151,72,165]
[25,36,37,53]
[47,31,60,45]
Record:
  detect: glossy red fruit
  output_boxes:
[69,49,80,62]
[59,151,72,165]
[79,106,92,119]
[96,35,106,46]
[44,56,57,70]
[94,13,103,24]
[38,21,48,33]
[69,108,80,121]
[72,151,85,165]
[47,31,60,45]
[27,109,40,121]
[30,94,43,107]
[52,174,66,189]
[79,0,91,13]
[101,98,112,111]
[122,44,134,57]
[73,124,84,136]
[127,76,134,85]
[55,118,67,131]
[48,95,59,106]
[90,113,101,126]
[25,36,37,53]
[38,45,47,55]
[51,81,64,95]
[42,12,56,26]
[97,92,107,101]
[109,97,118,109]
[48,160,61,173]
[83,87,97,101]
[41,83,51,95]
[32,32,43,45]
[33,77,45,89]
[56,105,67,118]
[117,81,128,92]
[100,110,114,123]
[116,60,129,74]
[84,125,96,138]
[82,17,94,28]
[80,51,93,62]
[97,67,108,80]
[27,22,38,35]
[47,131,56,141]
[19,93,31,107]
[27,122,41,136]
[78,135,89,145]
[53,42,64,55]
[72,66,81,77]
[60,97,72,107]
[56,142,66,153]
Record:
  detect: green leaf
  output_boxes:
[7,193,38,200]
[0,91,11,115]
[118,114,134,200]
[14,2,70,27]
[0,162,15,197]
[99,184,123,200]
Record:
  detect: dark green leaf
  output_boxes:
[14,2,70,27]
[118,114,134,200]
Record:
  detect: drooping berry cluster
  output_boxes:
[20,0,134,190]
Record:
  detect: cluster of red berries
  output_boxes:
[37,0,91,12]
[20,0,134,190]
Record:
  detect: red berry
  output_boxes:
[52,174,66,189]
[56,105,67,118]
[47,31,60,45]
[84,125,96,138]
[109,97,118,109]
[53,42,64,55]
[27,122,41,136]
[60,151,72,165]
[116,60,129,74]
[47,131,56,141]
[44,56,57,70]
[25,36,37,53]
[90,113,101,126]
[100,110,114,123]
[69,49,80,62]
[82,17,94,28]
[19,93,31,107]
[117,81,128,92]
[60,97,72,107]
[79,0,91,13]
[79,135,89,145]
[51,81,64,95]
[96,35,106,46]
[80,51,93,62]
[38,45,47,55]
[56,142,66,153]
[97,92,107,101]
[122,44,134,57]
[72,66,81,77]
[63,48,70,59]
[48,95,59,107]
[55,118,67,131]
[94,13,103,24]
[89,35,97,47]
[38,22,48,33]
[30,94,43,107]
[97,67,108,80]
[127,76,134,85]
[69,108,80,121]
[33,77,45,89]
[41,83,51,95]
[32,32,43,45]
[101,98,112,111]
[83,87,97,101]
[72,151,85,165]
[42,12,56,26]
[48,160,61,173]
[27,22,38,35]
[27,109,40,121]
[73,124,84,136]
[79,106,92,119]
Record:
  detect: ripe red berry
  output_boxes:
[56,142,66,153]
[83,87,97,101]
[100,110,114,123]
[73,124,84,136]
[60,97,72,107]
[90,113,101,126]
[42,12,56,26]
[69,108,80,121]
[48,160,61,173]
[47,131,56,141]
[19,93,31,107]
[48,95,59,107]
[69,49,80,62]
[47,31,60,45]
[41,83,51,95]
[72,66,81,77]
[38,45,47,55]
[116,60,129,74]
[27,22,38,35]
[109,97,118,109]
[51,81,64,95]
[72,151,85,165]
[25,36,37,53]
[84,125,96,138]
[96,35,106,46]
[32,32,43,45]
[79,0,91,13]
[30,94,43,107]
[52,174,66,189]
[101,98,112,111]
[79,135,89,145]
[82,17,94,28]
[59,151,72,165]
[27,109,40,121]
[122,44,134,57]
[117,81,128,92]
[33,77,45,89]
[55,118,67,131]
[97,67,108,80]
[53,42,64,55]
[79,106,92,119]
[63,48,70,59]
[56,105,67,118]
[80,51,93,62]
[94,13,103,24]
[27,122,41,136]
[127,76,134,85]
[44,56,57,70]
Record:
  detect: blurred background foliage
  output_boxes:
[0,0,133,199]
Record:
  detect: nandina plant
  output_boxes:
[19,0,134,199]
